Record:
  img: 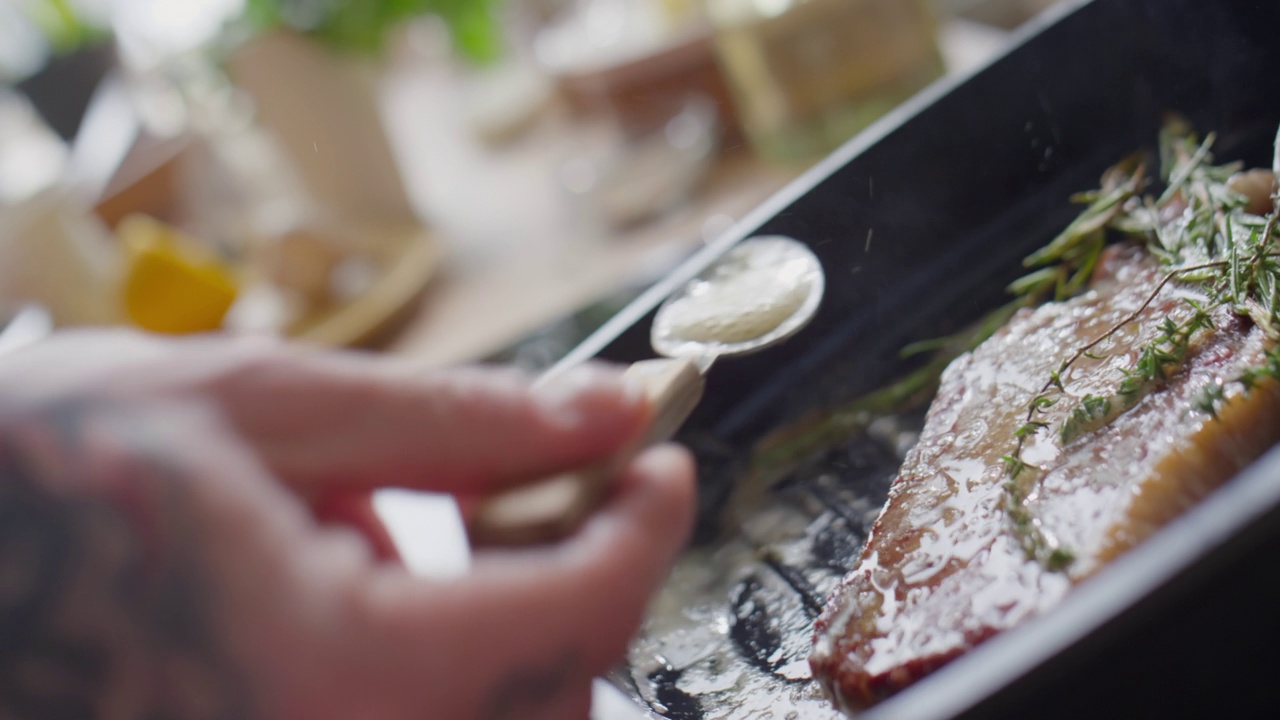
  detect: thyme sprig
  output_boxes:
[1003,271,1223,568]
[1002,120,1280,571]
[746,120,1280,577]
[1060,299,1218,445]
[1008,261,1229,471]
[1195,346,1280,418]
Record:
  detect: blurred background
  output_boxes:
[0,0,1063,370]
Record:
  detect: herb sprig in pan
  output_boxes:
[750,118,1280,573]
[1001,119,1280,569]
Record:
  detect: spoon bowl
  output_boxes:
[652,235,825,362]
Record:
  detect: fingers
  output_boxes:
[82,385,689,720]
[469,444,696,663]
[178,343,651,497]
[344,444,696,716]
[0,330,652,498]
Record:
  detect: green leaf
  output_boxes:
[1007,267,1061,299]
[245,0,505,60]
[898,336,955,359]
[26,0,110,54]
[1024,182,1136,268]
[1032,395,1059,411]
[1159,116,1195,182]
[442,3,504,65]
[1059,393,1113,444]
[1002,454,1028,479]
[1015,422,1049,441]
[1061,232,1105,299]
[1044,547,1075,572]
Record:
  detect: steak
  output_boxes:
[809,246,1280,711]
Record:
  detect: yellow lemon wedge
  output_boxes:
[118,215,239,334]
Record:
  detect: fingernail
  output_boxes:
[534,364,645,427]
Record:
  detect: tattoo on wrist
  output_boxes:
[482,650,582,720]
[0,400,255,719]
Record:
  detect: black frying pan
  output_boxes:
[557,1,1280,716]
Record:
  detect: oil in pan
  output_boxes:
[613,410,924,718]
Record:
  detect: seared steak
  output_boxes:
[809,246,1280,711]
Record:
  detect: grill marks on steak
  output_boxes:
[810,247,1280,711]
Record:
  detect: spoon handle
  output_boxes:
[468,357,705,546]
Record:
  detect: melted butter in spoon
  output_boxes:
[665,262,810,344]
[653,237,824,357]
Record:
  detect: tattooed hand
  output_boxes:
[0,331,696,720]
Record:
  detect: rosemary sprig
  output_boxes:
[747,119,1280,577]
[749,299,1023,482]
[1003,121,1280,571]
[1015,159,1146,303]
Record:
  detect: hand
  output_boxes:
[0,330,696,720]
